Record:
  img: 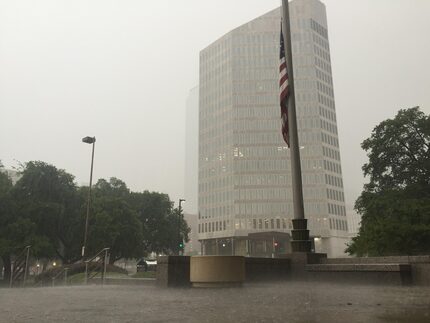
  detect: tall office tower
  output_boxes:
[198,0,349,257]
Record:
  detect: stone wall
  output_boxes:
[156,256,190,287]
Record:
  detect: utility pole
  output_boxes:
[82,136,96,259]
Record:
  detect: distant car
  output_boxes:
[136,259,157,272]
[146,259,157,271]
[136,259,148,272]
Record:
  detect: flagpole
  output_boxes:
[281,0,311,253]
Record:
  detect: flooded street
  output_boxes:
[1,282,429,322]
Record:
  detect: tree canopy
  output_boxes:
[0,161,190,279]
[347,107,430,256]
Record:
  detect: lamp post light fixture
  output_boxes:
[81,136,96,259]
[178,199,185,255]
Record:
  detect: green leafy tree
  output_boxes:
[347,107,430,256]
[88,178,144,263]
[11,161,83,263]
[0,163,15,281]
[0,162,47,281]
[128,191,190,255]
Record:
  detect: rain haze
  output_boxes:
[1,0,429,209]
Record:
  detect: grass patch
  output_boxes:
[67,271,129,284]
[131,271,156,279]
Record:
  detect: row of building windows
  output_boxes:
[294,54,317,68]
[234,201,328,218]
[314,46,331,69]
[200,184,345,211]
[317,80,333,98]
[199,191,233,207]
[233,159,287,172]
[234,92,278,105]
[312,33,329,52]
[233,106,276,118]
[233,68,278,82]
[198,135,228,149]
[323,145,341,161]
[296,91,317,104]
[199,220,227,233]
[329,218,348,231]
[200,55,230,72]
[322,132,339,148]
[233,56,277,68]
[298,116,322,130]
[325,173,343,188]
[319,106,336,123]
[232,32,277,46]
[201,199,339,219]
[320,118,338,135]
[199,165,229,179]
[233,131,281,145]
[233,118,280,131]
[200,94,232,111]
[327,188,345,203]
[200,59,230,75]
[296,104,320,118]
[233,81,277,94]
[316,68,333,89]
[198,218,291,233]
[200,114,230,132]
[292,42,314,56]
[199,205,231,219]
[233,174,288,186]
[198,217,349,233]
[310,19,328,40]
[200,68,231,84]
[328,203,346,216]
[235,189,286,202]
[324,159,342,175]
[233,186,327,202]
[318,92,335,111]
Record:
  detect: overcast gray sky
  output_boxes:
[1,0,429,210]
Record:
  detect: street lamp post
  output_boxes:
[178,199,185,256]
[82,136,96,259]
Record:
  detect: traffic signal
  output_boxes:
[179,242,184,249]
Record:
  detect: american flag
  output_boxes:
[279,26,290,147]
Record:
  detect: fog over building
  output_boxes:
[198,0,349,257]
[183,86,200,255]
[184,86,199,215]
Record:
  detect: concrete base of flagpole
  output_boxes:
[291,219,312,253]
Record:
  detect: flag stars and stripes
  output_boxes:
[279,26,290,147]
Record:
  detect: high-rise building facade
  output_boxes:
[198,0,349,257]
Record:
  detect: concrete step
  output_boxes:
[306,263,411,272]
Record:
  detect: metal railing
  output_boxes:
[84,248,109,285]
[9,246,31,288]
[52,267,69,287]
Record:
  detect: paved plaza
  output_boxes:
[1,282,429,322]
